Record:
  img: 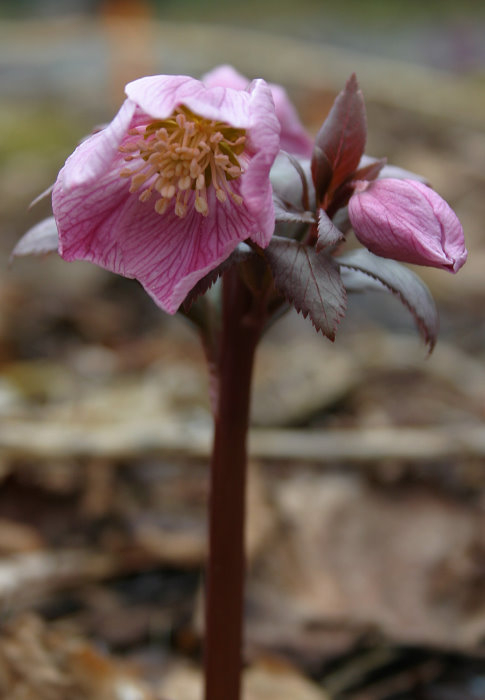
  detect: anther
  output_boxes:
[161,184,176,199]
[195,196,209,215]
[155,198,168,214]
[139,189,153,202]
[119,106,246,218]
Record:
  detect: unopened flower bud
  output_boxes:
[348,178,467,273]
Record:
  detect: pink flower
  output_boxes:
[348,178,467,273]
[52,74,280,314]
[202,65,313,157]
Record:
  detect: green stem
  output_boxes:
[204,265,262,700]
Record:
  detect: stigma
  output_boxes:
[119,106,246,218]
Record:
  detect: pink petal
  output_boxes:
[125,74,253,128]
[203,64,313,156]
[202,65,249,91]
[52,71,281,313]
[269,83,313,157]
[348,178,467,273]
[61,99,137,189]
[53,159,268,314]
[241,79,280,245]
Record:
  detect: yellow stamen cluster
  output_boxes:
[119,106,246,218]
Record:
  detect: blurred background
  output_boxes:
[0,2,485,699]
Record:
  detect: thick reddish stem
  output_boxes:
[204,266,262,700]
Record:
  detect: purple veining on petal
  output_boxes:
[62,99,137,189]
[52,71,281,314]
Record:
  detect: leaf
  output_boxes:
[272,152,315,227]
[270,151,314,213]
[264,237,347,340]
[325,158,386,218]
[311,74,367,203]
[310,145,332,206]
[11,217,59,262]
[338,248,439,351]
[352,157,386,183]
[316,209,344,251]
[273,195,315,225]
[279,151,312,211]
[358,155,429,183]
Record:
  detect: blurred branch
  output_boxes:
[0,419,484,462]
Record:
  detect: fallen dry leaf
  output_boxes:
[158,658,330,700]
[0,613,154,700]
[247,472,485,652]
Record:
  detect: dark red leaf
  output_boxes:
[264,237,346,340]
[316,209,344,251]
[324,157,386,218]
[311,74,367,203]
[352,157,386,183]
[273,195,315,224]
[310,145,332,205]
[338,248,439,351]
[280,151,312,212]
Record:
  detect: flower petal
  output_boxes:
[348,178,467,273]
[202,64,249,91]
[125,74,253,128]
[269,82,313,157]
[61,99,137,189]
[240,79,280,245]
[202,64,312,156]
[53,161,265,314]
[52,71,281,313]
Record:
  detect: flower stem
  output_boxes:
[204,265,262,700]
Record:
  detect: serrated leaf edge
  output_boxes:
[339,260,438,351]
[267,240,347,341]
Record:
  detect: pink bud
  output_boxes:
[348,178,467,273]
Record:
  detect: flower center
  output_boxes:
[119,106,246,218]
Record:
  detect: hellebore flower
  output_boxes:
[52,74,280,314]
[202,65,313,157]
[348,178,467,273]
